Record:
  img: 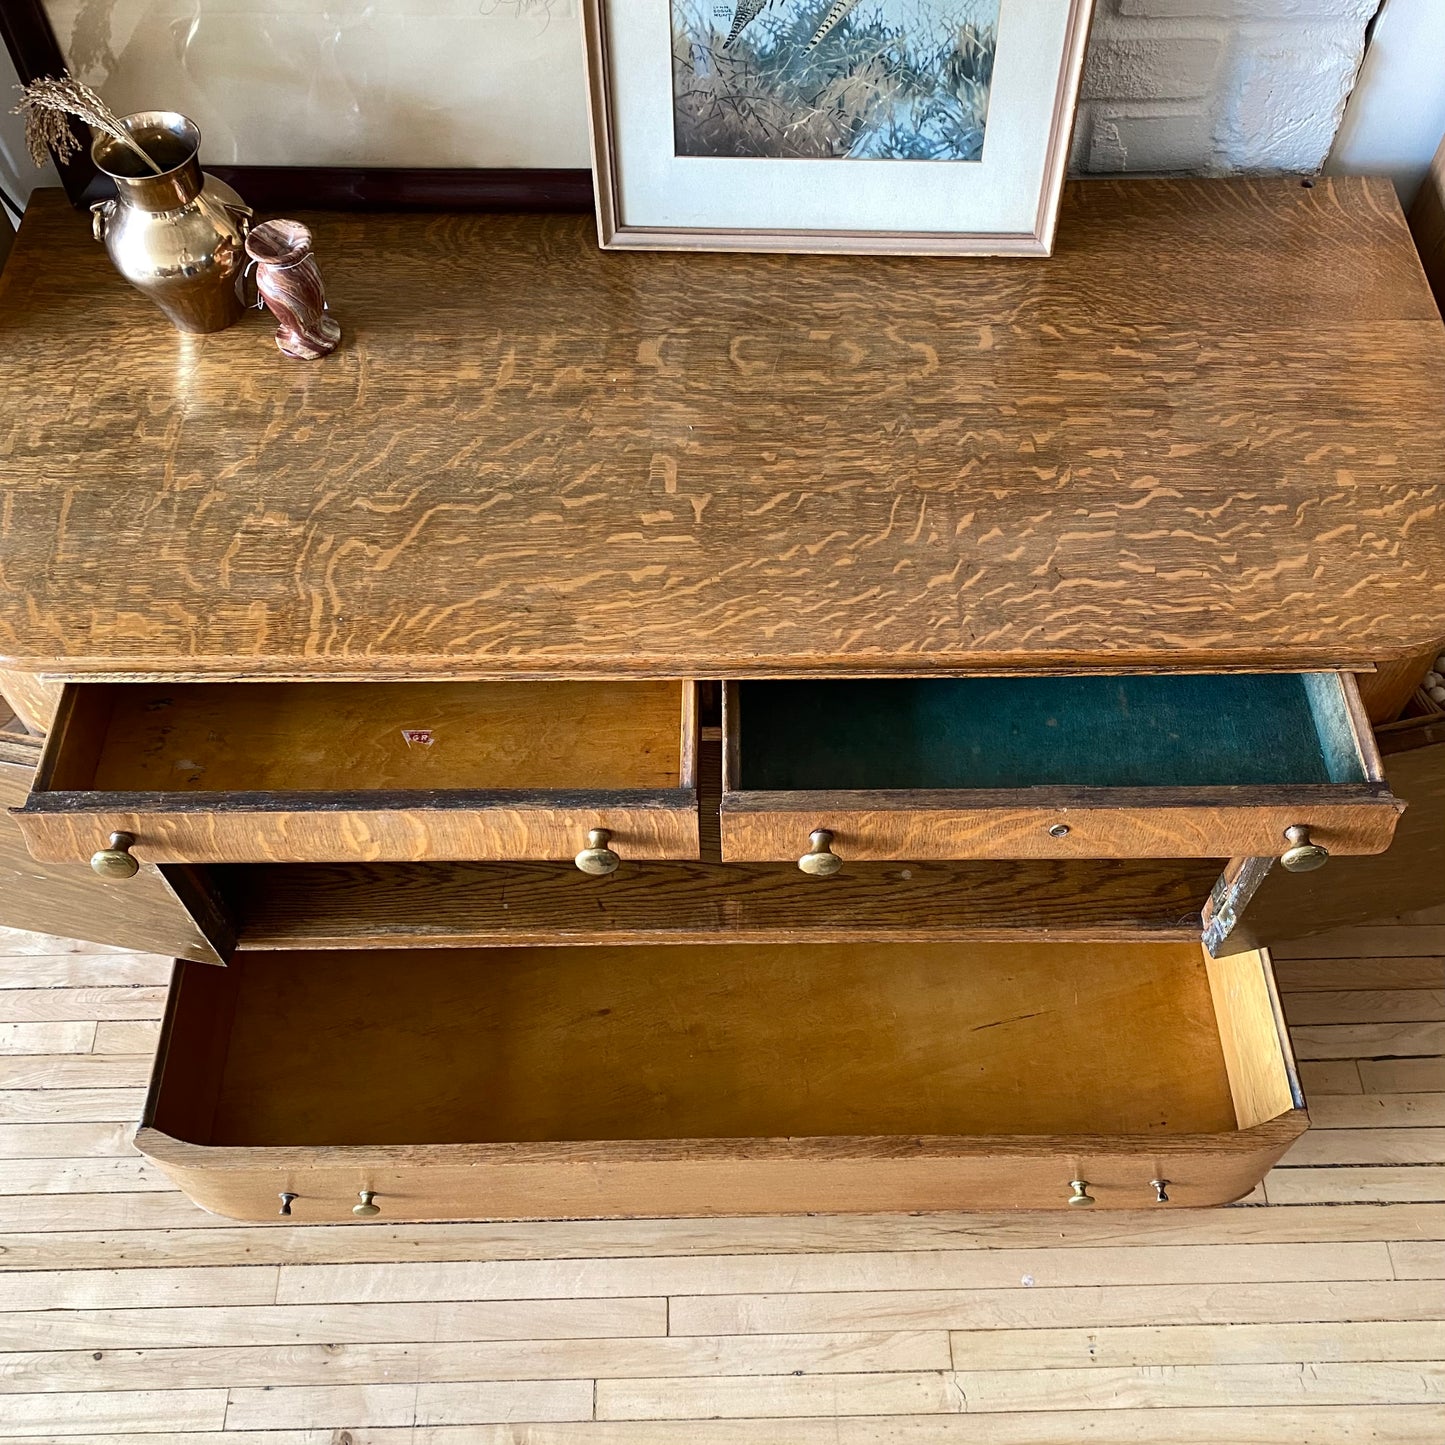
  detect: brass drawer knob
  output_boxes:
[353,1190,381,1218]
[575,828,621,876]
[277,1192,297,1216]
[798,829,843,877]
[91,832,140,880]
[1280,825,1330,873]
[1151,1179,1170,1204]
[1068,1179,1095,1207]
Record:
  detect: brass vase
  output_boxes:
[89,112,253,333]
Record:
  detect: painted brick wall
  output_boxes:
[1075,0,1378,174]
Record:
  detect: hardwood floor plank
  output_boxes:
[1283,990,1445,1025]
[0,1157,172,1195]
[947,1320,1445,1368]
[1298,1059,1363,1094]
[8,1410,1445,1444]
[0,1300,669,1349]
[0,1267,279,1313]
[272,1244,1395,1306]
[0,957,172,990]
[595,1361,1445,1419]
[666,1280,1445,1335]
[1271,928,1445,959]
[2,1206,1442,1270]
[1279,1128,1445,1166]
[0,1057,152,1089]
[0,1333,950,1392]
[223,1380,594,1429]
[1307,1094,1445,1127]
[0,1088,148,1124]
[1273,957,1445,991]
[0,1023,97,1057]
[1290,1023,1445,1060]
[0,1124,135,1159]
[950,1361,1445,1412]
[0,989,167,1022]
[0,1192,235,1233]
[0,1388,228,1437]
[1388,1240,1445,1278]
[1358,1058,1445,1092]
[1263,1168,1445,1205]
[596,1371,958,1420]
[90,1021,161,1055]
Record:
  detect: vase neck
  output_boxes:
[113,157,204,212]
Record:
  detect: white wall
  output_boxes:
[1326,0,1445,204]
[1075,0,1378,175]
[0,42,61,232]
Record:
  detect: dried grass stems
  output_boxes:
[14,74,163,173]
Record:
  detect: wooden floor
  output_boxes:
[0,920,1442,1443]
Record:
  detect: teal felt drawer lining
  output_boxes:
[735,675,1366,792]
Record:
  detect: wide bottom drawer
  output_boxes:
[137,940,1307,1220]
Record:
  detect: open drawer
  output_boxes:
[13,681,699,870]
[136,940,1306,1220]
[722,674,1403,870]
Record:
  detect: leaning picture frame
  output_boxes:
[582,0,1096,255]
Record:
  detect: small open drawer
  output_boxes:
[722,674,1402,868]
[14,681,699,868]
[136,940,1306,1220]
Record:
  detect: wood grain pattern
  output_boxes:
[227,856,1221,949]
[1235,734,1445,949]
[719,790,1402,861]
[1409,131,1445,313]
[15,797,701,866]
[18,681,702,865]
[134,942,1303,1219]
[0,737,226,964]
[83,681,691,792]
[0,920,1439,1442]
[1205,949,1301,1130]
[0,670,60,733]
[2,180,1443,679]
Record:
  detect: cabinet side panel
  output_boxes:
[0,747,228,963]
[1204,947,1302,1129]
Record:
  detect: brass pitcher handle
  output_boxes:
[90,200,115,243]
[223,199,254,238]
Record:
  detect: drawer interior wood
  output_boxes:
[45,681,691,794]
[151,941,1295,1149]
[734,675,1370,790]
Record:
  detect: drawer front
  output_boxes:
[140,941,1306,1221]
[721,791,1401,863]
[722,675,1403,865]
[17,799,700,866]
[136,1134,1303,1222]
[16,680,700,866]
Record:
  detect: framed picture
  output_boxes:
[582,0,1095,254]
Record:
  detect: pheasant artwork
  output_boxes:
[724,0,863,49]
[679,0,1000,162]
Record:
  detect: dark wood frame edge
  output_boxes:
[2,0,594,213]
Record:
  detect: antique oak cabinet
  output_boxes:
[2,179,1443,1220]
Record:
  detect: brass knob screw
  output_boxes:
[798,830,843,877]
[353,1190,381,1218]
[91,832,139,880]
[575,828,621,876]
[1280,825,1329,873]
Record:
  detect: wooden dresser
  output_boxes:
[2,178,1443,1221]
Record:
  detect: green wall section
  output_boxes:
[737,675,1365,791]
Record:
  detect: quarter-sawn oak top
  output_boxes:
[1,177,1443,679]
